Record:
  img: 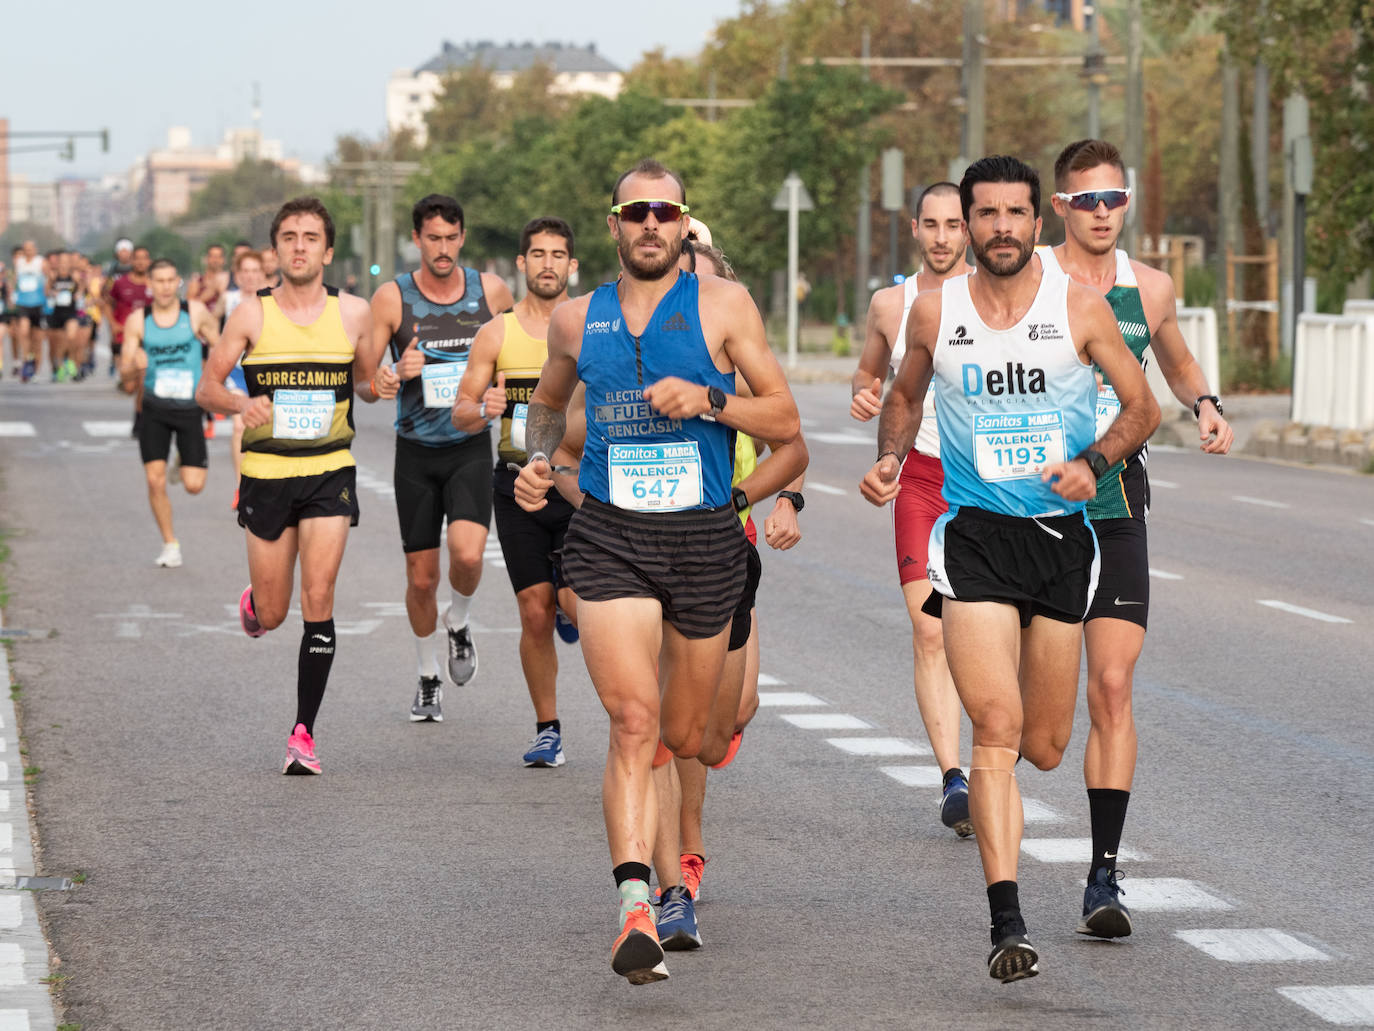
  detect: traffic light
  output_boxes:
[60,138,74,161]
[101,129,110,153]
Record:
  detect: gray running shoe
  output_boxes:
[445,622,477,685]
[410,676,444,722]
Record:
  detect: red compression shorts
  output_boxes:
[893,450,947,585]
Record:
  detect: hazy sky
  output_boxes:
[6,0,747,184]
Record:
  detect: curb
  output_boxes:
[0,612,59,1031]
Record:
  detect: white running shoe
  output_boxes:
[155,541,182,568]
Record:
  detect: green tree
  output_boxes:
[0,222,67,254]
[178,159,302,224]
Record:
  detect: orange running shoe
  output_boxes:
[611,900,667,984]
[679,853,706,901]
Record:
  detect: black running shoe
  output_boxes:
[988,931,1040,983]
[1077,867,1132,938]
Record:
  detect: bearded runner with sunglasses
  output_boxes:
[515,158,804,985]
[1041,139,1233,940]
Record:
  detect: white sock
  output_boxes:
[416,631,440,678]
[446,589,471,629]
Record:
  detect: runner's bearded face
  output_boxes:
[416,215,463,280]
[149,266,181,306]
[1055,164,1128,257]
[967,183,1039,278]
[275,214,332,287]
[518,231,573,300]
[915,193,967,276]
[616,220,682,281]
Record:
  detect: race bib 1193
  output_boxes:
[972,410,1066,482]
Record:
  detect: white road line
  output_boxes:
[1361,519,1374,528]
[880,765,942,787]
[1258,600,1353,624]
[1110,877,1233,912]
[1233,494,1291,509]
[1148,568,1184,581]
[810,432,874,446]
[756,691,824,707]
[0,824,14,853]
[1277,986,1374,1026]
[0,1009,30,1031]
[0,897,20,930]
[807,482,847,496]
[1151,478,1179,488]
[0,424,35,438]
[0,766,8,783]
[0,945,22,987]
[781,713,870,731]
[826,737,930,757]
[1176,929,1329,963]
[1021,800,1064,823]
[0,791,8,812]
[757,673,785,687]
[1021,838,1146,863]
[83,420,134,437]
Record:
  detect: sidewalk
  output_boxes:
[775,351,1370,472]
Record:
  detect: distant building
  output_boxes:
[7,175,59,234]
[388,40,623,145]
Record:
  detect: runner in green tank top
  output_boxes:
[1047,139,1233,940]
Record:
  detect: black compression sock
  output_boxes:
[1088,788,1131,879]
[613,862,651,889]
[537,719,561,734]
[987,880,1024,941]
[296,619,336,734]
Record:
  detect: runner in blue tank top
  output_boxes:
[1047,139,1234,942]
[118,258,220,569]
[514,159,805,986]
[861,156,1159,985]
[356,194,514,718]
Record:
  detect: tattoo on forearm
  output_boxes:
[525,402,566,460]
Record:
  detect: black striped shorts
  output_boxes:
[562,495,748,639]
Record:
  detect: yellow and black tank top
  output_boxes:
[241,286,355,479]
[494,311,549,466]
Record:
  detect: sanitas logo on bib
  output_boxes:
[962,362,1047,396]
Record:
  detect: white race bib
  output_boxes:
[55,289,73,307]
[17,274,39,294]
[972,411,1066,482]
[421,362,463,409]
[510,403,528,451]
[153,368,194,401]
[1094,385,1120,442]
[272,389,334,440]
[608,442,703,512]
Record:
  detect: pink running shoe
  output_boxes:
[679,853,706,901]
[239,586,266,638]
[283,723,321,775]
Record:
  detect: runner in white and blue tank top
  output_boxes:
[860,155,1160,987]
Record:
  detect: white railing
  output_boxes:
[1292,314,1374,430]
[1145,306,1221,414]
[1342,299,1374,318]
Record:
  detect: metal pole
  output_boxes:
[853,28,872,343]
[1252,60,1270,231]
[1219,51,1241,350]
[1086,3,1102,139]
[361,181,376,296]
[1123,0,1144,253]
[888,211,898,284]
[963,0,985,161]
[377,156,396,284]
[787,175,800,370]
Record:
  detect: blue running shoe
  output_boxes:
[940,772,974,837]
[1077,867,1131,938]
[656,886,702,951]
[522,726,565,767]
[554,606,579,644]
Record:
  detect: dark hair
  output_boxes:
[149,258,178,275]
[206,242,225,255]
[611,158,686,207]
[270,196,336,249]
[959,156,1041,220]
[133,245,151,256]
[915,181,961,220]
[1053,139,1125,191]
[412,194,464,233]
[519,216,575,258]
[233,239,252,251]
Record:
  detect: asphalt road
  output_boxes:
[0,376,1370,1030]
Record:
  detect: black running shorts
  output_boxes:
[561,495,748,640]
[393,431,492,553]
[492,467,576,595]
[728,539,763,652]
[924,506,1099,627]
[238,465,360,542]
[47,307,77,329]
[1084,517,1149,628]
[138,403,207,468]
[16,306,43,324]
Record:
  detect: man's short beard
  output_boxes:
[526,275,567,299]
[619,232,681,281]
[972,236,1035,278]
[922,249,962,276]
[283,267,316,287]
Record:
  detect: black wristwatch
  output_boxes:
[1076,448,1110,479]
[702,385,727,422]
[1194,394,1223,418]
[731,486,750,513]
[778,490,805,513]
